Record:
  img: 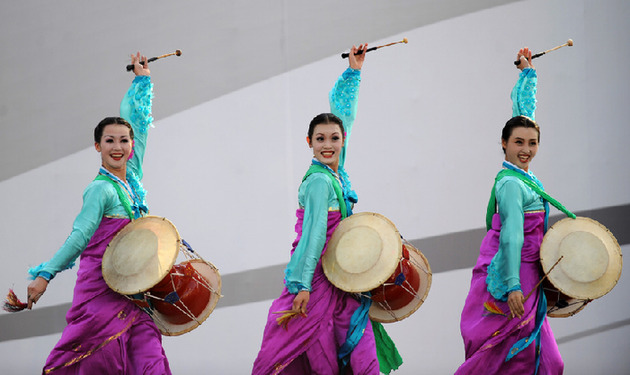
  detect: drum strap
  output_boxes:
[485,168,576,231]
[302,164,347,219]
[94,174,135,220]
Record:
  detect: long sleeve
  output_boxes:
[28,182,118,280]
[120,75,154,181]
[511,68,537,120]
[284,175,333,294]
[329,67,361,170]
[486,178,527,300]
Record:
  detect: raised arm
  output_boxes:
[120,52,154,181]
[329,44,367,170]
[511,47,537,120]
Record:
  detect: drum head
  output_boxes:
[369,243,432,323]
[153,259,222,336]
[103,216,180,295]
[323,212,402,293]
[541,216,622,300]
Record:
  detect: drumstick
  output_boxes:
[513,39,573,66]
[341,38,408,59]
[524,255,564,303]
[126,50,183,71]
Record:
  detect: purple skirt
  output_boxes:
[252,210,379,375]
[455,212,563,374]
[43,218,171,375]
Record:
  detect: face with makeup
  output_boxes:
[95,124,133,180]
[308,123,344,172]
[502,126,539,171]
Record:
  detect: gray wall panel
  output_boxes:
[0,0,519,181]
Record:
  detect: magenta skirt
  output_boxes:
[252,210,379,375]
[43,218,171,375]
[455,212,563,374]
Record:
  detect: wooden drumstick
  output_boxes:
[341,38,408,59]
[126,49,183,71]
[524,255,564,303]
[514,39,573,66]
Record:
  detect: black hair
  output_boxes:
[307,113,345,141]
[94,117,134,143]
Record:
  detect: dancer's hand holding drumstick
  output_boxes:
[348,43,368,70]
[130,52,151,76]
[507,290,525,319]
[292,290,310,316]
[516,47,535,71]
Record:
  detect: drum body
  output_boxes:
[370,244,420,310]
[147,259,221,335]
[150,262,211,325]
[540,216,622,318]
[103,216,222,335]
[368,241,432,323]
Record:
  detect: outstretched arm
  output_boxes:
[26,182,115,308]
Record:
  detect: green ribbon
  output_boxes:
[302,164,347,219]
[94,174,134,220]
[486,169,576,231]
[372,321,403,374]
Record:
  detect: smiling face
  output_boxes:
[308,123,344,172]
[502,126,539,171]
[95,124,132,180]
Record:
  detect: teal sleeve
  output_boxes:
[511,68,537,120]
[28,182,115,280]
[284,174,332,294]
[120,75,154,180]
[486,178,525,300]
[329,67,361,170]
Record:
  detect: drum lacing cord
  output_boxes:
[377,256,430,298]
[126,263,220,333]
[142,271,218,333]
[373,254,432,320]
[543,285,592,315]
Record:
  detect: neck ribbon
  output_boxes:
[485,162,576,231]
[302,163,348,219]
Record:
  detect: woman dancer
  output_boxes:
[25,53,171,374]
[455,48,574,374]
[252,44,390,374]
